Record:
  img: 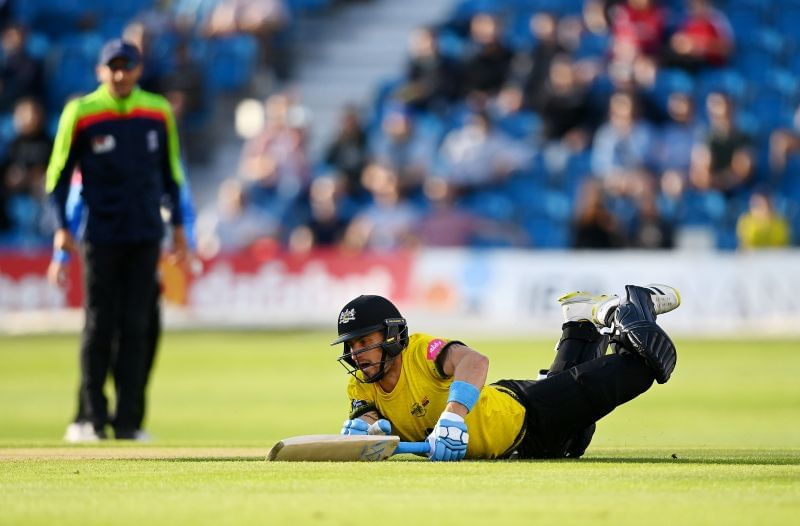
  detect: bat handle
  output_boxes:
[395,442,431,455]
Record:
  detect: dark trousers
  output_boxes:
[496,321,656,458]
[77,241,160,436]
[74,285,160,433]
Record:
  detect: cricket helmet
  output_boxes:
[331,295,408,383]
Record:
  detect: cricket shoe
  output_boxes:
[560,284,680,328]
[63,421,107,443]
[558,291,619,325]
[643,284,681,316]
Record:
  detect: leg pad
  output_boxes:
[615,317,677,384]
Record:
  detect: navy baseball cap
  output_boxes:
[98,39,141,68]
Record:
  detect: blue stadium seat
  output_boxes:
[728,6,768,41]
[695,68,749,105]
[367,76,405,136]
[448,0,504,25]
[0,112,15,159]
[437,28,468,59]
[735,110,762,141]
[461,189,516,222]
[203,35,258,93]
[747,92,795,131]
[21,0,95,38]
[678,190,727,226]
[515,185,571,224]
[496,111,540,140]
[573,31,610,60]
[503,171,545,204]
[542,190,570,222]
[764,69,800,102]
[524,217,570,248]
[778,157,800,199]
[44,33,105,111]
[773,6,800,36]
[286,0,334,14]
[653,68,694,111]
[715,224,739,251]
[734,27,787,80]
[25,32,52,61]
[561,152,592,200]
[504,13,535,52]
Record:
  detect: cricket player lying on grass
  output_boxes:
[332,285,680,461]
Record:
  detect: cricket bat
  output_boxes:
[266,434,430,461]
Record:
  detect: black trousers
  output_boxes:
[77,240,160,437]
[75,281,161,432]
[495,321,656,459]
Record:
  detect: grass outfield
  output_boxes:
[1,331,799,525]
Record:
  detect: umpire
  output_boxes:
[46,39,188,441]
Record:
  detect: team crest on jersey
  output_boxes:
[91,135,116,154]
[410,396,430,417]
[339,308,356,324]
[147,130,159,152]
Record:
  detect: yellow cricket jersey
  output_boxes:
[736,212,790,249]
[346,333,527,459]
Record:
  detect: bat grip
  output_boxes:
[395,442,431,455]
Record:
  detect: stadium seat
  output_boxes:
[747,92,795,131]
[653,68,694,111]
[503,171,544,203]
[204,35,258,93]
[25,32,52,61]
[505,14,536,53]
[678,190,727,227]
[523,217,570,248]
[436,28,468,59]
[696,69,749,104]
[773,6,800,37]
[0,112,15,159]
[778,157,800,199]
[496,111,540,140]
[44,33,105,111]
[715,224,739,251]
[285,0,334,15]
[728,9,768,41]
[461,189,516,222]
[573,31,610,60]
[447,0,504,26]
[734,28,787,80]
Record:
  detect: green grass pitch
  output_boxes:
[1,330,798,525]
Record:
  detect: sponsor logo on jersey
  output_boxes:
[91,135,116,154]
[351,399,369,412]
[426,339,446,360]
[339,308,356,324]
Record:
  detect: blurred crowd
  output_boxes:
[1,0,799,254]
[0,0,296,248]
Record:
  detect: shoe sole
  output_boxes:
[557,291,593,305]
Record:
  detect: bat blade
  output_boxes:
[266,434,401,462]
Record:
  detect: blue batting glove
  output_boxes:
[341,418,392,436]
[341,419,369,435]
[368,419,392,435]
[426,411,469,462]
